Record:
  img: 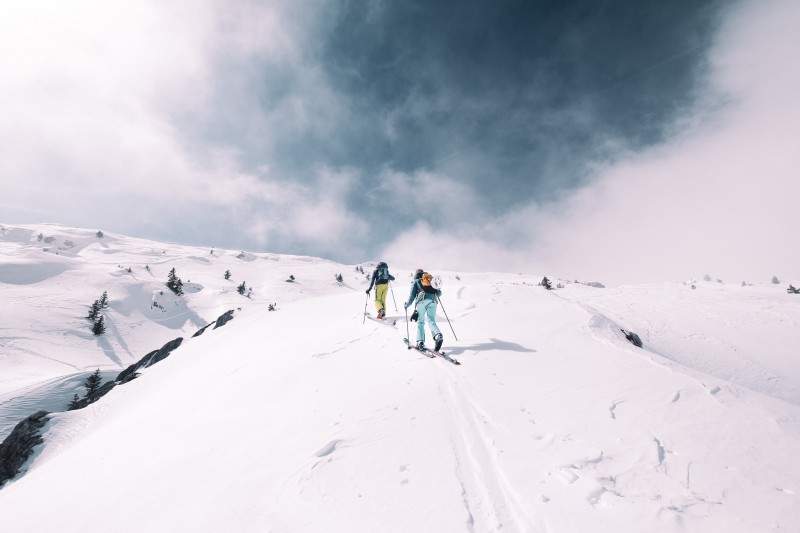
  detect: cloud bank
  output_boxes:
[1,0,797,285]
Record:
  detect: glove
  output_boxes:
[410,310,419,322]
[365,289,370,294]
[403,302,409,309]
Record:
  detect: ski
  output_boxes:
[365,312,397,326]
[403,338,460,365]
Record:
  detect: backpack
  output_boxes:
[419,272,439,294]
[376,263,390,282]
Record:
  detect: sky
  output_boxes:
[1,0,798,284]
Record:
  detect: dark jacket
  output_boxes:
[366,265,395,291]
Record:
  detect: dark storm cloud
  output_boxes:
[318,0,722,204]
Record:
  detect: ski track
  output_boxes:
[439,373,540,532]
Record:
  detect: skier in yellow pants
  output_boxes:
[365,262,396,318]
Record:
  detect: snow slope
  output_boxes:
[0,223,799,532]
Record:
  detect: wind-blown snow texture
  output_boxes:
[1,223,799,532]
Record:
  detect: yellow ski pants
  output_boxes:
[374,284,389,312]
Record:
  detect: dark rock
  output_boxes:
[621,329,643,348]
[0,411,50,487]
[192,323,214,338]
[213,310,235,329]
[149,337,183,366]
[115,337,184,384]
[116,349,157,384]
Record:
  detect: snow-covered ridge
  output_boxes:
[1,223,799,532]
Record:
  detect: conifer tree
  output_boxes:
[541,276,553,290]
[237,281,247,295]
[225,270,231,280]
[87,300,101,321]
[92,315,106,336]
[68,393,80,410]
[99,291,109,308]
[167,267,184,295]
[84,369,102,400]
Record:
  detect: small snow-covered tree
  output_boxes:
[703,274,712,281]
[787,284,800,294]
[99,291,109,308]
[87,300,101,321]
[335,273,343,283]
[541,276,553,290]
[237,281,247,295]
[84,369,102,400]
[92,315,106,336]
[167,268,184,295]
[772,275,780,284]
[68,393,80,410]
[225,270,231,280]
[96,230,104,238]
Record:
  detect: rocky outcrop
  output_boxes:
[213,310,235,329]
[116,337,184,384]
[192,323,213,338]
[0,411,49,487]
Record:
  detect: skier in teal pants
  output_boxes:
[404,269,443,351]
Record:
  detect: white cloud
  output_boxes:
[0,0,362,257]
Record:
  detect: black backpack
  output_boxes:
[376,263,390,282]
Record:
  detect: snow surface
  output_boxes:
[0,223,799,532]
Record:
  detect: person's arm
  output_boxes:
[366,271,376,293]
[404,283,419,308]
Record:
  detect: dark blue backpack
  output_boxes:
[376,263,390,282]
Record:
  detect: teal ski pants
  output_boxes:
[416,297,441,342]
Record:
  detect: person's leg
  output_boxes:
[375,284,388,314]
[426,301,441,339]
[416,300,427,345]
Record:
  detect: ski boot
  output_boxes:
[416,340,426,350]
[434,333,443,352]
[377,308,385,319]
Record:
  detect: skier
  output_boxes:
[365,262,396,319]
[404,269,443,351]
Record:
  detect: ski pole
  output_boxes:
[436,296,458,341]
[404,305,410,347]
[363,291,369,324]
[389,282,398,312]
